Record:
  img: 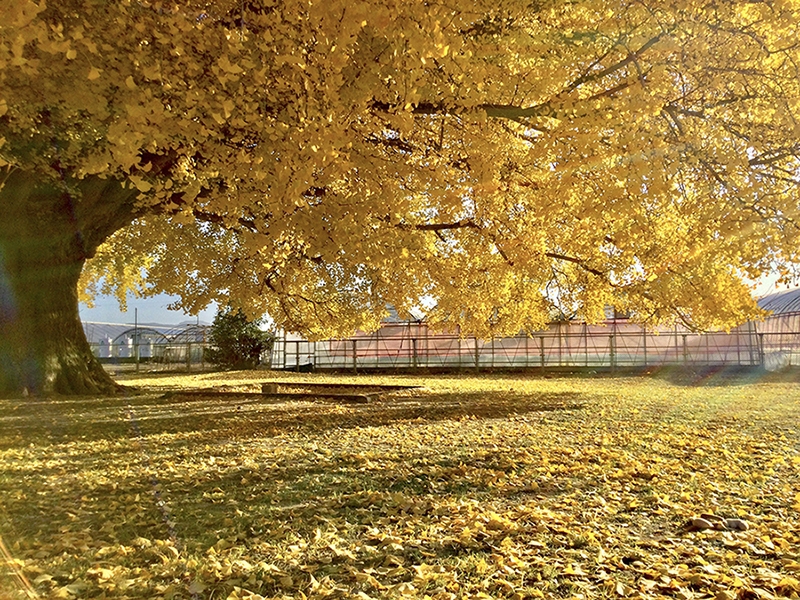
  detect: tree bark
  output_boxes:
[0,169,138,396]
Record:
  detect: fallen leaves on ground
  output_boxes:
[1,370,800,599]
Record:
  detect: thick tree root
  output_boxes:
[0,352,122,397]
[52,357,122,396]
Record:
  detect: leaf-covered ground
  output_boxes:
[2,370,800,600]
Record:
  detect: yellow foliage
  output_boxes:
[1,0,798,336]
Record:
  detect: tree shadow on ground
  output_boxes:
[0,389,587,450]
[648,365,778,387]
[0,389,584,563]
[0,387,586,558]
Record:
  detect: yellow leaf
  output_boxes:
[223,99,235,118]
[563,564,586,576]
[188,580,206,594]
[128,175,152,192]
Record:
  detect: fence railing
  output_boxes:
[272,323,800,372]
[86,316,800,373]
[89,341,213,372]
[84,321,214,373]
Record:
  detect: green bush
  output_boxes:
[205,307,274,370]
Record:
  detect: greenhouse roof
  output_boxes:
[81,321,208,344]
[757,287,800,315]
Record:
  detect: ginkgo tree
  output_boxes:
[2,0,800,394]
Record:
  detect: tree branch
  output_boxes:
[411,219,480,231]
[545,252,605,277]
[190,207,261,234]
[369,32,667,125]
[561,31,668,95]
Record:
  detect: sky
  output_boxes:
[751,272,786,298]
[79,292,216,326]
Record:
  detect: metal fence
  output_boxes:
[86,312,800,374]
[85,322,213,373]
[273,317,800,372]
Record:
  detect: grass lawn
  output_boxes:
[1,370,800,599]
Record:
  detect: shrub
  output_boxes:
[205,307,274,370]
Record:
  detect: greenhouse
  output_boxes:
[82,288,800,373]
[82,321,210,369]
[273,289,800,372]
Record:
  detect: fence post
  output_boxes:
[283,337,287,370]
[759,333,765,367]
[524,335,529,368]
[457,337,462,369]
[134,308,139,373]
[682,334,688,364]
[540,336,545,370]
[736,330,741,366]
[424,326,429,368]
[609,335,615,373]
[186,342,192,371]
[474,338,480,373]
[412,338,418,370]
[584,324,588,367]
[491,337,495,368]
[295,342,300,372]
[352,339,357,374]
[558,324,563,366]
[643,330,647,367]
[674,326,679,364]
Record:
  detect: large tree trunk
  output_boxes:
[0,170,139,396]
